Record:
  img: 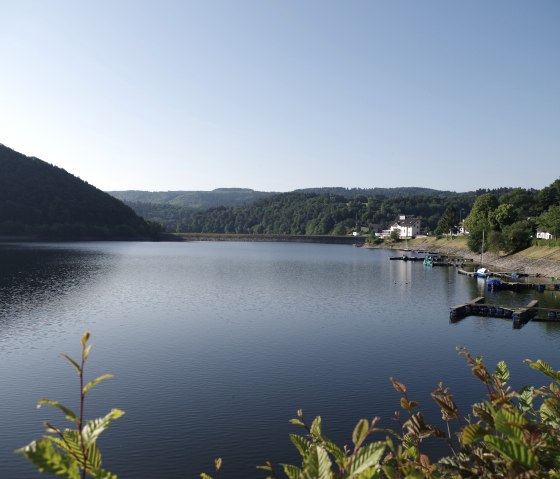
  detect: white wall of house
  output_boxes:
[536,231,554,240]
[389,221,421,238]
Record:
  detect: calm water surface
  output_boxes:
[1,242,559,478]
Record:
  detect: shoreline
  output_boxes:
[367,237,560,279]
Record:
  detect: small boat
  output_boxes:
[423,254,443,266]
[475,267,491,278]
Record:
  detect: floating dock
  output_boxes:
[457,269,560,292]
[449,297,560,328]
[389,253,473,266]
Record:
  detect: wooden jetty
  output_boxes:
[450,297,489,322]
[449,297,559,329]
[513,300,539,329]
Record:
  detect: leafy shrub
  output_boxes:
[208,347,560,478]
[21,338,560,478]
[18,332,123,479]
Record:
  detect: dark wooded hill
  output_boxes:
[0,143,156,240]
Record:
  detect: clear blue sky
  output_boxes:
[1,1,558,192]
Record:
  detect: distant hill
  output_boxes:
[109,187,460,209]
[108,188,276,209]
[294,187,460,198]
[0,144,155,239]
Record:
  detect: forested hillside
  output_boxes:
[130,191,476,234]
[462,180,560,253]
[108,188,275,209]
[120,181,560,243]
[0,144,156,239]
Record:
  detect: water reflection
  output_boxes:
[1,242,559,479]
[0,244,111,339]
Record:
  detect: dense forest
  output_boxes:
[461,180,560,253]
[118,180,560,254]
[0,144,159,240]
[122,190,478,235]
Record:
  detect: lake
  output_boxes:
[1,241,559,478]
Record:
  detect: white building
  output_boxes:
[536,230,554,240]
[389,215,421,239]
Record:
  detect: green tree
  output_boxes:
[498,188,537,218]
[501,220,533,253]
[466,222,489,254]
[463,193,498,234]
[435,205,457,236]
[538,205,560,238]
[389,229,401,242]
[489,203,517,230]
[464,194,500,253]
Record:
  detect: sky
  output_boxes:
[1,1,559,193]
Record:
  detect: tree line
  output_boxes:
[461,179,560,253]
[132,191,477,235]
[125,179,560,256]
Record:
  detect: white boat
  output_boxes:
[476,267,491,278]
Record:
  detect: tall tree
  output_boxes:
[464,193,499,233]
[436,205,458,236]
[538,205,560,238]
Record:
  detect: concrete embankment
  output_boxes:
[167,233,366,245]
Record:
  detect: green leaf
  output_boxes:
[494,361,510,383]
[310,416,322,439]
[460,424,487,445]
[517,386,534,412]
[484,435,538,468]
[17,438,81,479]
[321,437,345,465]
[301,445,332,479]
[62,354,82,374]
[37,399,78,423]
[83,374,113,395]
[290,434,312,458]
[281,463,303,479]
[83,344,93,361]
[290,419,305,427]
[494,408,527,441]
[352,419,370,447]
[90,468,118,479]
[524,359,560,383]
[81,409,124,448]
[81,331,91,348]
[60,430,83,461]
[346,441,385,478]
[540,397,560,426]
[200,474,213,479]
[257,461,273,471]
[86,442,103,471]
